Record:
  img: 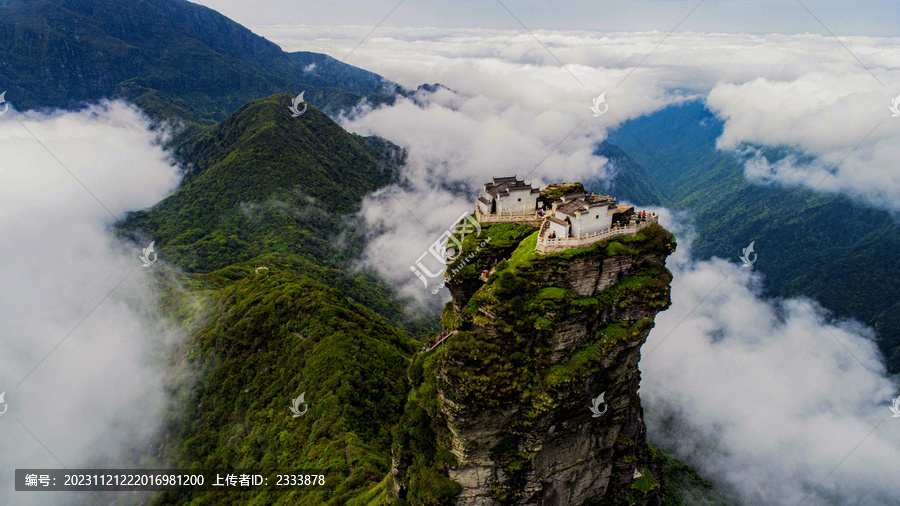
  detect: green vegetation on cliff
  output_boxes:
[650,445,728,506]
[445,223,674,410]
[392,350,463,506]
[539,182,585,201]
[393,221,709,505]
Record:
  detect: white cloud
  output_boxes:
[341,86,620,308]
[641,211,899,505]
[248,27,900,305]
[0,102,184,504]
[705,67,900,209]
[265,26,900,210]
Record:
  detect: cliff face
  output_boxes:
[393,222,676,506]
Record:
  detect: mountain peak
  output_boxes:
[393,207,680,503]
[120,92,403,272]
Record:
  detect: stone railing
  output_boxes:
[535,214,659,254]
[537,216,550,239]
[422,330,458,353]
[475,208,544,226]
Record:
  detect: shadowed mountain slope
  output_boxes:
[0,0,388,123]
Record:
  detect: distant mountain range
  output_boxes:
[603,101,900,373]
[0,0,390,124]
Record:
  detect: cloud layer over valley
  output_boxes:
[642,212,898,505]
[252,27,900,306]
[0,102,184,504]
[266,26,900,210]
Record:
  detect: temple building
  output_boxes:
[546,192,634,239]
[476,176,541,215]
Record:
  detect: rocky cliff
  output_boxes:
[392,220,678,505]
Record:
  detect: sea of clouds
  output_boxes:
[643,210,897,504]
[257,26,900,303]
[0,102,184,504]
[258,26,900,504]
[1,22,897,505]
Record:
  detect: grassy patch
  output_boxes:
[632,469,660,493]
[606,241,636,256]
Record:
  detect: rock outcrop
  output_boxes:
[393,220,676,505]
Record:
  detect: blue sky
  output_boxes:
[194,0,899,36]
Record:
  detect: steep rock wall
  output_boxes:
[393,222,676,506]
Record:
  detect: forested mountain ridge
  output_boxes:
[119,93,422,333]
[588,141,667,207]
[151,259,418,505]
[132,94,426,504]
[0,0,389,124]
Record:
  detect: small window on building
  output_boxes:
[517,198,521,201]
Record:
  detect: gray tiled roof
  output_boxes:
[560,191,586,202]
[555,193,616,217]
[484,176,538,198]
